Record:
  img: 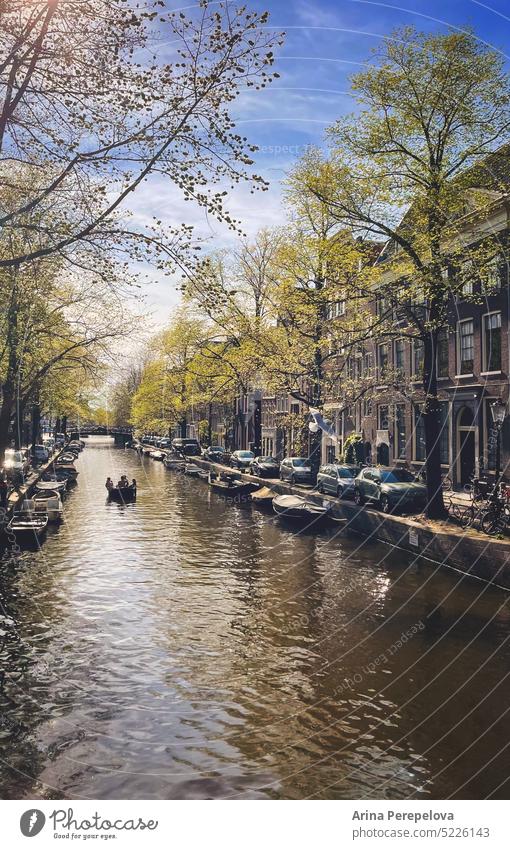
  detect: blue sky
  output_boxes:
[130,0,510,320]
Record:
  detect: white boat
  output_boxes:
[184,463,202,477]
[272,494,331,524]
[8,514,48,538]
[35,478,67,495]
[20,492,63,523]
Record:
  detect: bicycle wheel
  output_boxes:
[459,506,476,528]
[480,508,506,536]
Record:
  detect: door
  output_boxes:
[459,431,475,486]
[377,443,389,465]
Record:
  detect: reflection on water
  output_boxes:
[0,438,509,799]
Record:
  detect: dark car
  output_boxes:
[203,445,225,463]
[250,456,280,478]
[171,438,201,457]
[279,457,313,485]
[158,437,172,449]
[230,450,255,470]
[354,466,427,513]
[317,464,357,498]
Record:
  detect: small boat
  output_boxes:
[150,450,166,461]
[68,441,83,452]
[272,494,331,523]
[57,452,78,464]
[251,486,275,507]
[184,463,202,477]
[165,458,185,470]
[8,514,48,538]
[51,463,78,479]
[209,473,254,498]
[32,491,64,523]
[142,446,153,456]
[36,479,67,495]
[108,484,137,503]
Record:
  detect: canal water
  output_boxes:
[1,438,510,800]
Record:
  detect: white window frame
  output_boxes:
[481,310,502,373]
[456,318,475,376]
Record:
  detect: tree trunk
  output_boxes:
[207,402,213,446]
[31,402,41,453]
[422,311,447,519]
[0,380,15,464]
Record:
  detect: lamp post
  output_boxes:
[490,398,506,484]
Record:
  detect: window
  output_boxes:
[413,339,424,377]
[363,351,374,375]
[376,294,389,317]
[394,339,405,375]
[483,312,501,372]
[395,404,406,459]
[458,320,474,374]
[437,328,449,378]
[363,397,373,417]
[414,406,426,461]
[481,256,502,294]
[378,343,389,380]
[460,260,474,298]
[290,403,300,415]
[378,405,389,429]
[336,300,346,317]
[438,402,449,465]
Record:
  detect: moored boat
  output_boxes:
[209,473,254,498]
[272,494,331,523]
[8,514,48,538]
[251,486,276,507]
[36,478,67,495]
[30,491,64,523]
[150,450,166,461]
[51,463,78,479]
[184,463,202,477]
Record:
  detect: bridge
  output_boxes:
[69,427,134,446]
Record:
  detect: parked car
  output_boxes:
[171,438,201,457]
[3,448,30,480]
[158,438,172,449]
[279,457,313,485]
[317,464,357,498]
[250,456,280,478]
[203,445,225,463]
[54,433,66,448]
[33,444,50,463]
[354,466,427,513]
[230,449,255,471]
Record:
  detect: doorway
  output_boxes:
[457,406,476,487]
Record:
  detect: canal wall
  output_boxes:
[192,457,510,591]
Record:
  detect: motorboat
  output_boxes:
[51,463,78,479]
[22,492,63,523]
[57,452,78,464]
[35,478,67,495]
[272,494,331,524]
[8,514,48,538]
[108,484,137,503]
[209,473,254,498]
[184,463,202,477]
[164,456,185,470]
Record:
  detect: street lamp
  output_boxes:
[490,398,507,484]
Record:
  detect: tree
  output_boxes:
[0,252,135,459]
[0,1,283,270]
[303,26,510,516]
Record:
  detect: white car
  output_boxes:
[33,444,50,462]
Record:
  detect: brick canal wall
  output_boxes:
[193,457,510,591]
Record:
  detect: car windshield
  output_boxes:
[259,457,276,463]
[292,458,308,467]
[338,468,355,478]
[238,451,254,458]
[381,469,415,483]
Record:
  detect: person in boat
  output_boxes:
[105,477,114,492]
[117,477,126,489]
[131,479,137,490]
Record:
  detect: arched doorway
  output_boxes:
[457,406,476,486]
